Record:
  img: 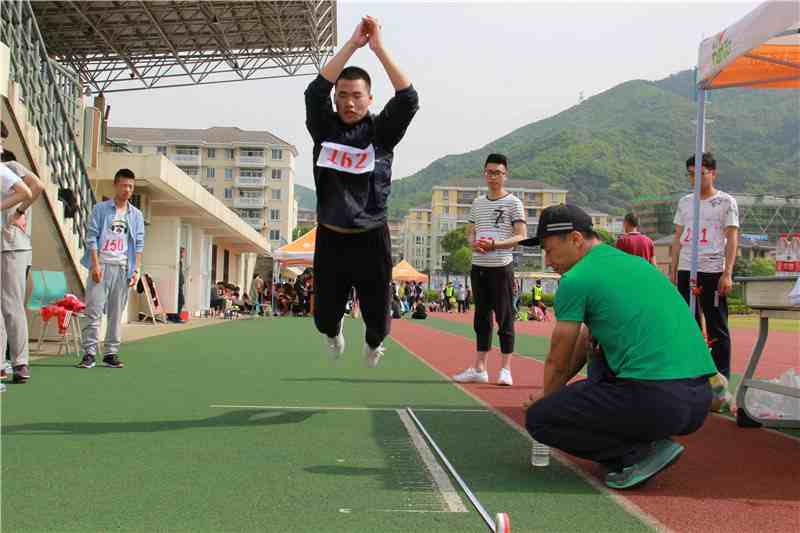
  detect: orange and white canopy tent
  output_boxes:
[697,1,799,90]
[273,226,316,267]
[392,260,428,283]
[686,0,799,316]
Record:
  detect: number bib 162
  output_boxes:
[316,142,376,175]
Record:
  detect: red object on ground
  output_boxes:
[179,311,190,322]
[390,319,800,533]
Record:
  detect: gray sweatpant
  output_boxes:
[81,264,130,357]
[1,250,32,366]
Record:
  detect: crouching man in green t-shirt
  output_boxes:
[522,205,716,490]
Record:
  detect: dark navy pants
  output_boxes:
[471,264,515,354]
[526,357,712,469]
[677,270,731,378]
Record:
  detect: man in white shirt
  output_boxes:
[453,154,526,386]
[0,160,35,384]
[671,152,739,379]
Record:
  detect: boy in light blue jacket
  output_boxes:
[78,169,145,369]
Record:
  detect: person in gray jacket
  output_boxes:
[1,122,44,384]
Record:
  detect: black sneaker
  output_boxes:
[102,355,124,368]
[78,354,96,368]
[12,364,30,383]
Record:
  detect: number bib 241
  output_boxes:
[316,142,376,175]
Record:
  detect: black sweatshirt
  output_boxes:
[305,75,419,229]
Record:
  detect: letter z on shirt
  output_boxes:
[469,193,526,267]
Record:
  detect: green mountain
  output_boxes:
[389,69,799,217]
[294,184,316,210]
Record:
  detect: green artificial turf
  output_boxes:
[2,318,651,532]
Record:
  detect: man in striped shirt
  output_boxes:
[453,154,526,386]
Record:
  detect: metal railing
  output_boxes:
[1,0,96,249]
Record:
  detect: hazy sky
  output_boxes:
[107,1,759,190]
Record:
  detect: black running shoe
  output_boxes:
[78,354,96,369]
[12,364,30,383]
[102,355,124,368]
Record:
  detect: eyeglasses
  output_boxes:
[484,170,506,178]
[687,169,712,176]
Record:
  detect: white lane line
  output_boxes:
[376,509,454,514]
[395,409,469,514]
[390,334,674,533]
[209,404,489,413]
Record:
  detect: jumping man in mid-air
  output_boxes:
[305,16,419,367]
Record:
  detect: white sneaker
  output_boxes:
[364,343,385,368]
[453,368,489,383]
[325,321,345,359]
[498,368,513,386]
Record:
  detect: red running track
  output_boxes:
[390,319,800,533]
[429,311,799,378]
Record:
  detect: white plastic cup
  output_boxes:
[531,440,550,467]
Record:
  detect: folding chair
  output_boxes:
[27,270,83,357]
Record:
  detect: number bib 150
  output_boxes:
[316,142,376,175]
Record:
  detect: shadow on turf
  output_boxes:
[29,362,86,368]
[281,378,448,385]
[1,410,317,435]
[302,411,603,497]
[305,465,386,476]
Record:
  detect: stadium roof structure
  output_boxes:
[30,0,337,93]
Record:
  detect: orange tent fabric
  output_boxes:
[698,2,799,90]
[273,226,315,267]
[392,259,428,283]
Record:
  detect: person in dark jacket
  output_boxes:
[305,15,419,368]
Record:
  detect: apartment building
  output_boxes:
[108,126,298,247]
[583,208,613,236]
[297,207,317,227]
[403,206,433,273]
[427,178,569,271]
[387,218,405,265]
[401,178,617,276]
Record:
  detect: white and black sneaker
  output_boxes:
[325,321,346,359]
[497,368,513,386]
[102,355,125,368]
[452,368,489,383]
[364,343,385,368]
[77,354,96,369]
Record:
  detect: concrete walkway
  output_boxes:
[29,316,260,358]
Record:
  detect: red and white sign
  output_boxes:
[316,142,375,175]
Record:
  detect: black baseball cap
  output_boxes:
[519,204,596,246]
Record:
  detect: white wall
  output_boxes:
[132,216,180,320]
[188,226,203,313]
